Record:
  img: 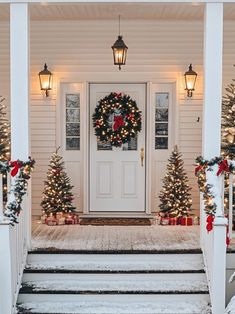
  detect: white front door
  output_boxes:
[89,83,146,213]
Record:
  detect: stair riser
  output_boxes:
[22,272,207,283]
[18,293,211,304]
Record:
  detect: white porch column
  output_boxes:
[203,4,227,314]
[203,3,223,159]
[10,3,30,160]
[10,3,31,247]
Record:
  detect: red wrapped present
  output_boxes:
[169,217,177,225]
[177,217,182,225]
[72,214,79,224]
[160,217,170,225]
[181,217,193,226]
[65,215,75,225]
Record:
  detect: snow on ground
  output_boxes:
[23,278,208,293]
[31,223,200,251]
[226,296,235,313]
[17,300,212,314]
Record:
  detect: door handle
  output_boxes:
[140,148,144,167]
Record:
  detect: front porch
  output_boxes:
[31,223,200,252]
[0,1,235,313]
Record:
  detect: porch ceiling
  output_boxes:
[0,3,235,21]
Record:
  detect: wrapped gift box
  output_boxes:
[46,215,58,226]
[169,217,177,225]
[65,216,75,225]
[58,217,66,225]
[56,212,63,220]
[73,214,79,224]
[40,214,47,224]
[160,217,170,225]
[181,217,193,226]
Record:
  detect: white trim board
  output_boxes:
[57,80,178,217]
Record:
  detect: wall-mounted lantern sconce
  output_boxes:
[38,63,52,97]
[111,15,128,70]
[184,64,197,97]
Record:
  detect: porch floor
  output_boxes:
[31,223,200,252]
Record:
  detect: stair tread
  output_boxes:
[29,249,202,254]
[17,297,211,314]
[20,276,208,293]
[26,253,204,272]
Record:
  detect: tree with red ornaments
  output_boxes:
[41,148,76,216]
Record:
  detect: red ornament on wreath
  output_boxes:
[92,92,142,147]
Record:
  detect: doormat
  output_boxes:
[79,218,152,226]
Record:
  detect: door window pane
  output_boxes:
[155,93,169,150]
[66,94,80,150]
[97,140,112,151]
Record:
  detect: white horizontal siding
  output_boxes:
[3,18,235,218]
[29,20,204,217]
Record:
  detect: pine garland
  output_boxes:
[0,157,35,224]
[195,156,235,216]
[92,92,142,147]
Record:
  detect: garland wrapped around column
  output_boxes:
[195,156,233,244]
[0,157,35,224]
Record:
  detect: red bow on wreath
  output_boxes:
[114,92,122,98]
[9,160,22,177]
[113,115,125,131]
[217,159,230,176]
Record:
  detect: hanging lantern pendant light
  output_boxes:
[111,15,128,70]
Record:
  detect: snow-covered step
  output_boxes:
[26,253,204,273]
[21,272,208,294]
[17,294,211,314]
[18,252,210,313]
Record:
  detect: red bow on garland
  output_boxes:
[195,165,204,176]
[113,115,125,131]
[9,160,22,177]
[217,159,230,176]
[227,228,230,246]
[206,214,214,232]
[206,214,230,246]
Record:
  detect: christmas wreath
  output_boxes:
[92,92,142,147]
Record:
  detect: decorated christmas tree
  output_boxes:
[0,97,11,202]
[221,80,235,220]
[221,81,235,158]
[0,97,10,162]
[41,148,76,216]
[159,145,192,218]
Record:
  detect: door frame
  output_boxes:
[57,79,179,216]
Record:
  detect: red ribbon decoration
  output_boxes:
[226,223,230,246]
[113,115,125,131]
[206,214,214,232]
[217,159,230,176]
[9,160,22,177]
[114,92,122,98]
[195,165,203,176]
